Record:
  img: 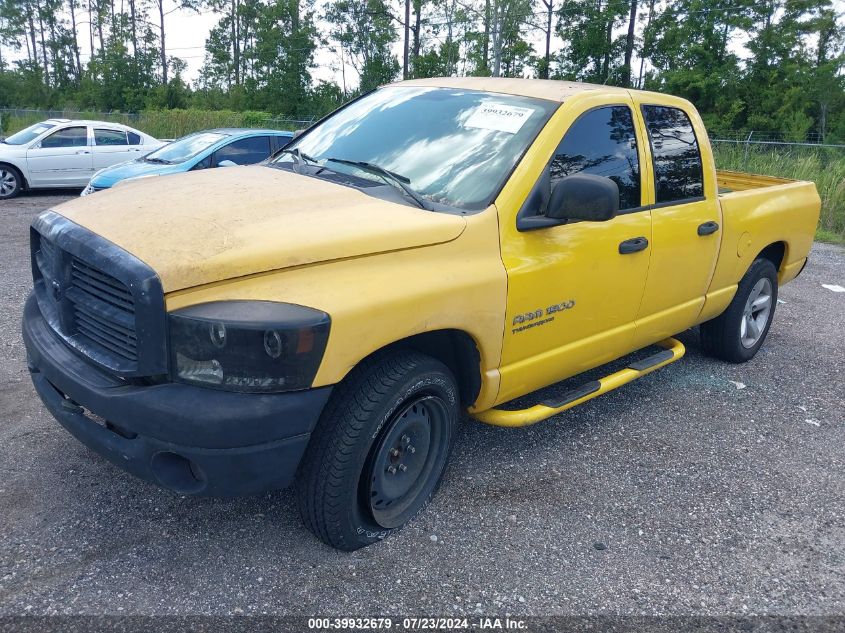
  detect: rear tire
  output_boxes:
[295,349,459,551]
[700,258,778,363]
[0,165,22,199]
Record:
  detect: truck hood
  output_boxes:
[52,166,467,292]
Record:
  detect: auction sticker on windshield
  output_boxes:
[465,103,535,134]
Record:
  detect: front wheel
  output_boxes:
[0,166,22,199]
[700,258,779,363]
[296,349,459,550]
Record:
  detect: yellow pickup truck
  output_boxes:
[23,78,820,550]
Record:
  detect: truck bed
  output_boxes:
[716,169,795,193]
[707,170,820,299]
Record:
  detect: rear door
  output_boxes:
[26,125,93,187]
[92,128,137,169]
[630,98,722,346]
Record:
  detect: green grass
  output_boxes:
[712,142,845,243]
[1,109,306,140]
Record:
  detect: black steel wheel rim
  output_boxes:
[364,395,451,529]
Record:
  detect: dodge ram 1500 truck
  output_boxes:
[22,78,820,550]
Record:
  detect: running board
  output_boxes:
[473,338,686,428]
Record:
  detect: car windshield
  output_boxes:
[3,122,57,145]
[270,86,559,210]
[144,132,227,164]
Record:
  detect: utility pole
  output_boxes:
[403,0,410,79]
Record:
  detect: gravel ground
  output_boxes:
[0,192,843,617]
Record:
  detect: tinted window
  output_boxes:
[215,136,272,165]
[94,129,128,146]
[273,87,560,211]
[127,132,141,145]
[642,106,704,203]
[550,106,640,210]
[41,126,88,149]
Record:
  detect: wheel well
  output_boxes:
[0,162,26,189]
[386,330,482,408]
[757,241,786,271]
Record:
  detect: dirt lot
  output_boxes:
[0,192,843,617]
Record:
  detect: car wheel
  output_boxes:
[296,349,459,551]
[700,258,779,363]
[0,165,22,199]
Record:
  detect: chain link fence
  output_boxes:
[708,132,845,240]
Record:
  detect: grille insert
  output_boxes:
[69,257,138,361]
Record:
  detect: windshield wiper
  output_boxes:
[145,157,172,164]
[324,158,430,211]
[277,147,318,171]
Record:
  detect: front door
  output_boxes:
[496,96,653,404]
[26,125,93,187]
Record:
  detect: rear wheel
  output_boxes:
[0,165,22,199]
[700,258,778,363]
[296,349,459,550]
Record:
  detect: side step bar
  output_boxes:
[473,338,686,428]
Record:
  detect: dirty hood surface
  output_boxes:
[53,166,466,292]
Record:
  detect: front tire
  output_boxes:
[0,165,22,199]
[700,258,779,363]
[296,349,459,551]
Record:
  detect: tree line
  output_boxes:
[0,0,843,142]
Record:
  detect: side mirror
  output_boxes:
[546,173,619,222]
[218,160,238,167]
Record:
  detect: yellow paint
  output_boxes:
[474,338,685,427]
[48,79,821,419]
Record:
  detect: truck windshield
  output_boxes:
[3,122,57,145]
[144,132,228,164]
[271,86,559,211]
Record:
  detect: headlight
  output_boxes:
[168,301,330,393]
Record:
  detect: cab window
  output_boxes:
[94,129,128,146]
[214,136,271,166]
[127,132,142,145]
[641,105,704,203]
[550,106,641,210]
[40,126,88,149]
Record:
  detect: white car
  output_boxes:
[0,119,164,199]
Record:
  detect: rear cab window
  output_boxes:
[641,105,704,203]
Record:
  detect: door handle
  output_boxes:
[75,150,91,155]
[619,236,649,254]
[698,221,720,236]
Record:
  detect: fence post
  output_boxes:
[743,131,754,170]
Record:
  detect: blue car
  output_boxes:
[81,128,293,195]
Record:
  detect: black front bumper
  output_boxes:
[22,293,332,497]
